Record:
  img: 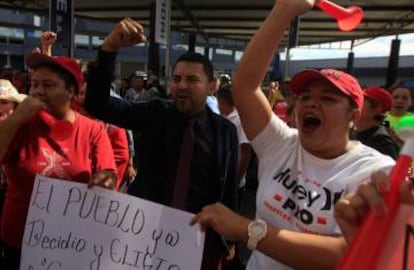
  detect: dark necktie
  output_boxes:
[171,117,196,210]
[172,117,224,270]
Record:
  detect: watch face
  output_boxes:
[248,220,267,250]
[252,223,266,235]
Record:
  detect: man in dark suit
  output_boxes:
[84,18,239,270]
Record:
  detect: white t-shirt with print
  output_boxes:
[226,109,249,187]
[246,115,395,270]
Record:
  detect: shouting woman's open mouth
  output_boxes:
[301,113,322,133]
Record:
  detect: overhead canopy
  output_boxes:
[3,0,414,48]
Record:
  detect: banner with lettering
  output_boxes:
[49,0,73,54]
[20,175,205,270]
[155,0,171,45]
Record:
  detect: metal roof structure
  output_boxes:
[1,0,414,48]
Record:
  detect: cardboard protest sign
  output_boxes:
[20,175,205,270]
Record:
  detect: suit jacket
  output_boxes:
[84,50,239,214]
[85,50,239,270]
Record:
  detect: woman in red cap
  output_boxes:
[39,30,132,190]
[355,86,399,159]
[191,0,413,269]
[0,53,117,269]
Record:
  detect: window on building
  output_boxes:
[216,48,232,55]
[235,51,243,62]
[75,34,89,47]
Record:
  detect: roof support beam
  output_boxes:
[354,10,414,46]
[171,0,208,43]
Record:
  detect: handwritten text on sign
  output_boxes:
[20,175,205,270]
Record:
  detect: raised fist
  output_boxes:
[102,18,147,52]
[41,31,57,47]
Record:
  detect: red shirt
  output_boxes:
[106,124,129,189]
[0,113,116,248]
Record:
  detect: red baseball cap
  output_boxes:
[290,69,364,110]
[25,53,83,92]
[363,86,392,113]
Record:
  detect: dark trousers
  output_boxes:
[236,187,256,267]
[202,230,225,270]
[0,242,20,270]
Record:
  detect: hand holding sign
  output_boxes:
[191,203,251,242]
[335,172,414,269]
[21,176,205,270]
[335,171,414,244]
[336,116,414,269]
[88,169,117,190]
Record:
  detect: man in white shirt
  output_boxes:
[217,84,250,188]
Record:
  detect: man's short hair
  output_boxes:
[217,83,233,105]
[173,52,215,82]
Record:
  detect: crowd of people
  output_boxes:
[0,0,414,269]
